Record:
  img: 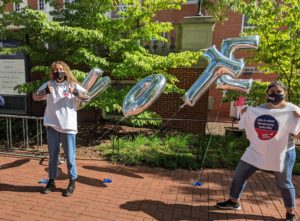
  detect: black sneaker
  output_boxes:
[216,199,241,210]
[41,179,56,194]
[62,180,75,197]
[286,213,296,221]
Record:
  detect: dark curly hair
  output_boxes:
[266,81,287,93]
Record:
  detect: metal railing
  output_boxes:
[0,114,44,151]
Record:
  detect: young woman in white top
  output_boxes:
[33,61,90,197]
[216,81,300,221]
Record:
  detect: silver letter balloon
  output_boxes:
[81,68,103,91]
[122,74,166,117]
[77,68,110,110]
[217,35,259,92]
[182,45,245,107]
[215,75,253,93]
[79,76,111,109]
[183,35,259,107]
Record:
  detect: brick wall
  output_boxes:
[212,12,243,49]
[156,3,198,24]
[27,0,38,9]
[150,68,208,134]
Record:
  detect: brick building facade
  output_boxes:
[150,68,207,134]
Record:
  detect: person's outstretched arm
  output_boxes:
[32,82,52,101]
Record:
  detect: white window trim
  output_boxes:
[14,3,21,12]
[184,0,197,4]
[242,14,255,32]
[64,0,74,8]
[38,0,45,10]
[14,1,28,12]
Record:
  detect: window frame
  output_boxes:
[242,15,255,32]
[38,0,45,10]
[185,0,197,4]
[64,0,74,5]
[14,3,21,12]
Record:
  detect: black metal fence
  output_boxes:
[0,114,44,153]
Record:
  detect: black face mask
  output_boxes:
[53,71,66,81]
[267,93,285,104]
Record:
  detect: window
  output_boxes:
[14,3,21,12]
[63,0,74,9]
[186,0,197,3]
[64,0,74,4]
[38,0,45,10]
[242,66,258,75]
[111,4,129,19]
[242,15,255,32]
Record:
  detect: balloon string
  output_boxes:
[155,105,184,134]
[196,91,226,182]
[97,117,126,142]
[115,105,184,174]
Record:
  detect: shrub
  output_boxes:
[98,132,249,170]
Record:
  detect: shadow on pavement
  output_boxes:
[0,158,30,170]
[0,183,64,193]
[43,168,107,187]
[120,200,283,221]
[82,165,144,179]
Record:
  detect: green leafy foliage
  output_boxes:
[127,111,162,127]
[239,0,300,104]
[0,0,202,124]
[293,148,300,175]
[223,80,270,106]
[98,132,250,170]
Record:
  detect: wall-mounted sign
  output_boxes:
[0,59,26,95]
[0,40,27,115]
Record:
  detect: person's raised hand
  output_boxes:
[241,107,247,115]
[47,82,54,94]
[294,110,300,117]
[69,84,75,94]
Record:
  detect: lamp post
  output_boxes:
[197,0,203,16]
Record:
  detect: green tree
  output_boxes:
[204,0,300,104]
[0,0,202,121]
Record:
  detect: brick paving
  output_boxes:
[0,155,300,221]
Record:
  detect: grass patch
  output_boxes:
[98,133,300,175]
[98,132,250,170]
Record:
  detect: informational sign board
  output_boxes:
[0,59,26,95]
[0,40,27,115]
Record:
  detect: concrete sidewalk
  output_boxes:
[0,155,299,221]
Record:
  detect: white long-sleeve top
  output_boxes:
[36,80,89,134]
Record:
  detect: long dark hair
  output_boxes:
[266,81,287,93]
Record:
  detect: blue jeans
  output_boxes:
[230,148,296,208]
[47,127,78,180]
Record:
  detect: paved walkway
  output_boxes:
[0,155,299,221]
